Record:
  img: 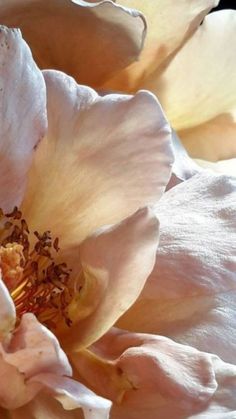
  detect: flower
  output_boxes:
[0,5,236,419]
[0,25,174,417]
[2,0,235,169]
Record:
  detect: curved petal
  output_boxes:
[22,70,173,247]
[104,0,219,92]
[166,130,201,190]
[111,358,236,418]
[0,0,146,87]
[144,11,236,131]
[0,276,15,341]
[178,113,236,161]
[72,328,217,413]
[195,158,236,177]
[0,353,42,410]
[0,26,47,212]
[8,393,84,419]
[30,374,111,419]
[1,313,72,378]
[117,172,236,363]
[60,208,159,349]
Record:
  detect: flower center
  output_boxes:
[0,207,72,329]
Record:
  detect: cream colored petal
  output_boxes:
[0,0,145,87]
[144,11,236,131]
[22,70,173,247]
[195,158,236,177]
[0,26,47,212]
[117,172,236,364]
[103,0,219,92]
[178,113,236,161]
[61,208,159,349]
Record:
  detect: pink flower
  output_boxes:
[0,5,235,418]
[0,25,174,417]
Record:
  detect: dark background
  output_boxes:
[213,0,236,10]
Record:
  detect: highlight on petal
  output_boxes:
[166,130,201,190]
[145,11,236,131]
[0,25,47,212]
[71,328,217,414]
[178,112,236,161]
[8,392,84,419]
[195,158,236,177]
[0,0,146,86]
[0,276,15,341]
[61,207,159,349]
[103,0,219,92]
[31,374,111,419]
[22,70,173,247]
[117,172,236,363]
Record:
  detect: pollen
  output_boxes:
[0,207,72,329]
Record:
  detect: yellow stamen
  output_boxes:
[0,207,73,329]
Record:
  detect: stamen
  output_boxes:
[0,207,72,329]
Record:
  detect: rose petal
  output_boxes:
[197,356,236,418]
[117,172,236,363]
[0,0,145,87]
[31,374,111,419]
[195,158,236,177]
[61,207,159,349]
[1,313,72,378]
[143,11,236,131]
[22,70,173,247]
[0,353,41,410]
[104,0,219,92]
[0,26,47,212]
[0,276,15,341]
[111,356,236,419]
[72,328,217,411]
[178,113,236,161]
[166,130,201,190]
[8,392,83,419]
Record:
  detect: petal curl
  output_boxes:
[22,70,173,247]
[111,358,236,419]
[72,328,217,412]
[1,313,72,378]
[0,0,146,86]
[166,130,201,190]
[0,354,41,410]
[0,26,47,211]
[144,11,236,130]
[61,208,159,349]
[117,172,236,363]
[104,0,219,92]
